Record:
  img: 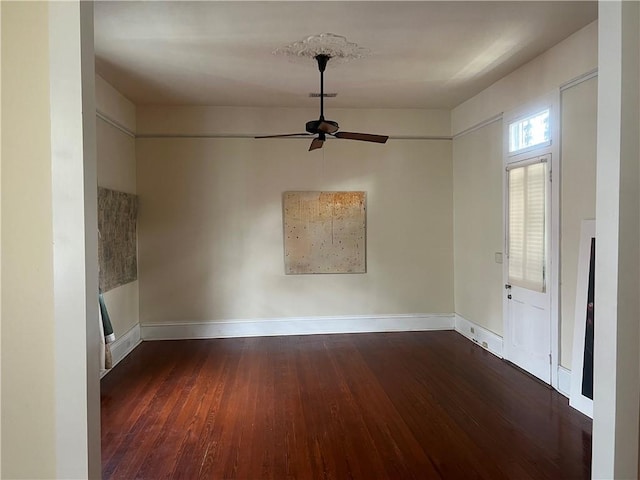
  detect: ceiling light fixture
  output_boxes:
[274,33,370,63]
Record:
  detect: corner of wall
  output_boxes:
[95,74,136,133]
[451,20,598,136]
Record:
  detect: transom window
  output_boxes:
[508,109,550,154]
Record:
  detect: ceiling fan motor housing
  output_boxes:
[306,119,339,134]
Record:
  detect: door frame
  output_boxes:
[502,91,560,389]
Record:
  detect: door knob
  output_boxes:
[507,294,512,299]
[505,284,512,290]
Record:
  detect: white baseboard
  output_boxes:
[101,323,141,377]
[140,314,455,341]
[557,365,571,398]
[454,314,503,358]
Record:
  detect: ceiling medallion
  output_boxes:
[274,33,370,63]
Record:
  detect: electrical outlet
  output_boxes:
[482,341,488,349]
[470,327,475,334]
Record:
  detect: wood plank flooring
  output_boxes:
[101,331,592,479]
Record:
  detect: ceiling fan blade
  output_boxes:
[317,121,339,134]
[334,132,389,143]
[309,137,324,151]
[255,133,311,139]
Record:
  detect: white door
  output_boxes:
[504,155,551,384]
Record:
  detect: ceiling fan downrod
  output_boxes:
[315,54,330,120]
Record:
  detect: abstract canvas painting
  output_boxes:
[283,191,366,274]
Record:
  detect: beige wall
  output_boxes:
[96,111,136,193]
[136,108,453,324]
[96,74,139,337]
[451,20,598,368]
[452,120,504,335]
[560,77,597,368]
[136,106,451,138]
[0,2,3,472]
[1,2,57,477]
[96,74,135,133]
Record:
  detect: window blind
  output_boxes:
[508,161,546,292]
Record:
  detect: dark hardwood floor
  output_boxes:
[101,331,592,479]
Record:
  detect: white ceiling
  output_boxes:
[94,1,597,109]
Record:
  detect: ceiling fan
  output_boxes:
[256,54,389,151]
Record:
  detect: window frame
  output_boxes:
[506,157,549,293]
[507,108,552,156]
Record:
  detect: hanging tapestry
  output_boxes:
[98,187,138,291]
